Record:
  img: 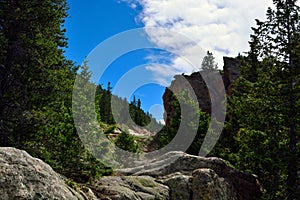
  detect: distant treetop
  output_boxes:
[201,51,218,70]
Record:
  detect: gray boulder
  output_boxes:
[191,168,237,200]
[117,151,263,200]
[159,172,191,200]
[0,147,84,200]
[90,175,169,200]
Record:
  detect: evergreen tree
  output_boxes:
[201,51,218,70]
[72,62,113,181]
[154,90,210,154]
[224,75,288,199]
[115,129,139,153]
[0,0,69,147]
[0,0,112,182]
[250,1,300,198]
[223,0,300,198]
[99,82,115,124]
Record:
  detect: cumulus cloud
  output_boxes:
[123,0,275,83]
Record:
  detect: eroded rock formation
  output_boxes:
[163,57,240,125]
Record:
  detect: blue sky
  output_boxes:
[64,0,167,121]
[64,0,275,121]
[65,0,143,65]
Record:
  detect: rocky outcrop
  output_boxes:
[223,57,241,95]
[163,57,240,125]
[0,147,261,200]
[117,151,262,200]
[0,147,84,200]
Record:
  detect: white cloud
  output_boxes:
[130,3,137,9]
[125,0,274,82]
[145,64,178,86]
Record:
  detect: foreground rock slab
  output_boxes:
[0,147,262,200]
[117,151,263,200]
[90,176,169,200]
[0,147,84,200]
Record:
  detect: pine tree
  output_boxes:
[0,0,69,147]
[226,0,300,198]
[201,51,218,70]
[98,82,114,124]
[250,1,300,198]
[0,0,112,181]
[225,75,288,199]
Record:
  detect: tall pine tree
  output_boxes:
[250,1,300,198]
[226,0,300,198]
[0,0,69,147]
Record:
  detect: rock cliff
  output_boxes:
[163,57,240,125]
[0,147,262,200]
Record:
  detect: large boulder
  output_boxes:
[90,176,169,200]
[191,168,237,200]
[0,147,84,200]
[117,151,263,200]
[159,172,191,199]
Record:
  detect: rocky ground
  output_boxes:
[0,147,262,200]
